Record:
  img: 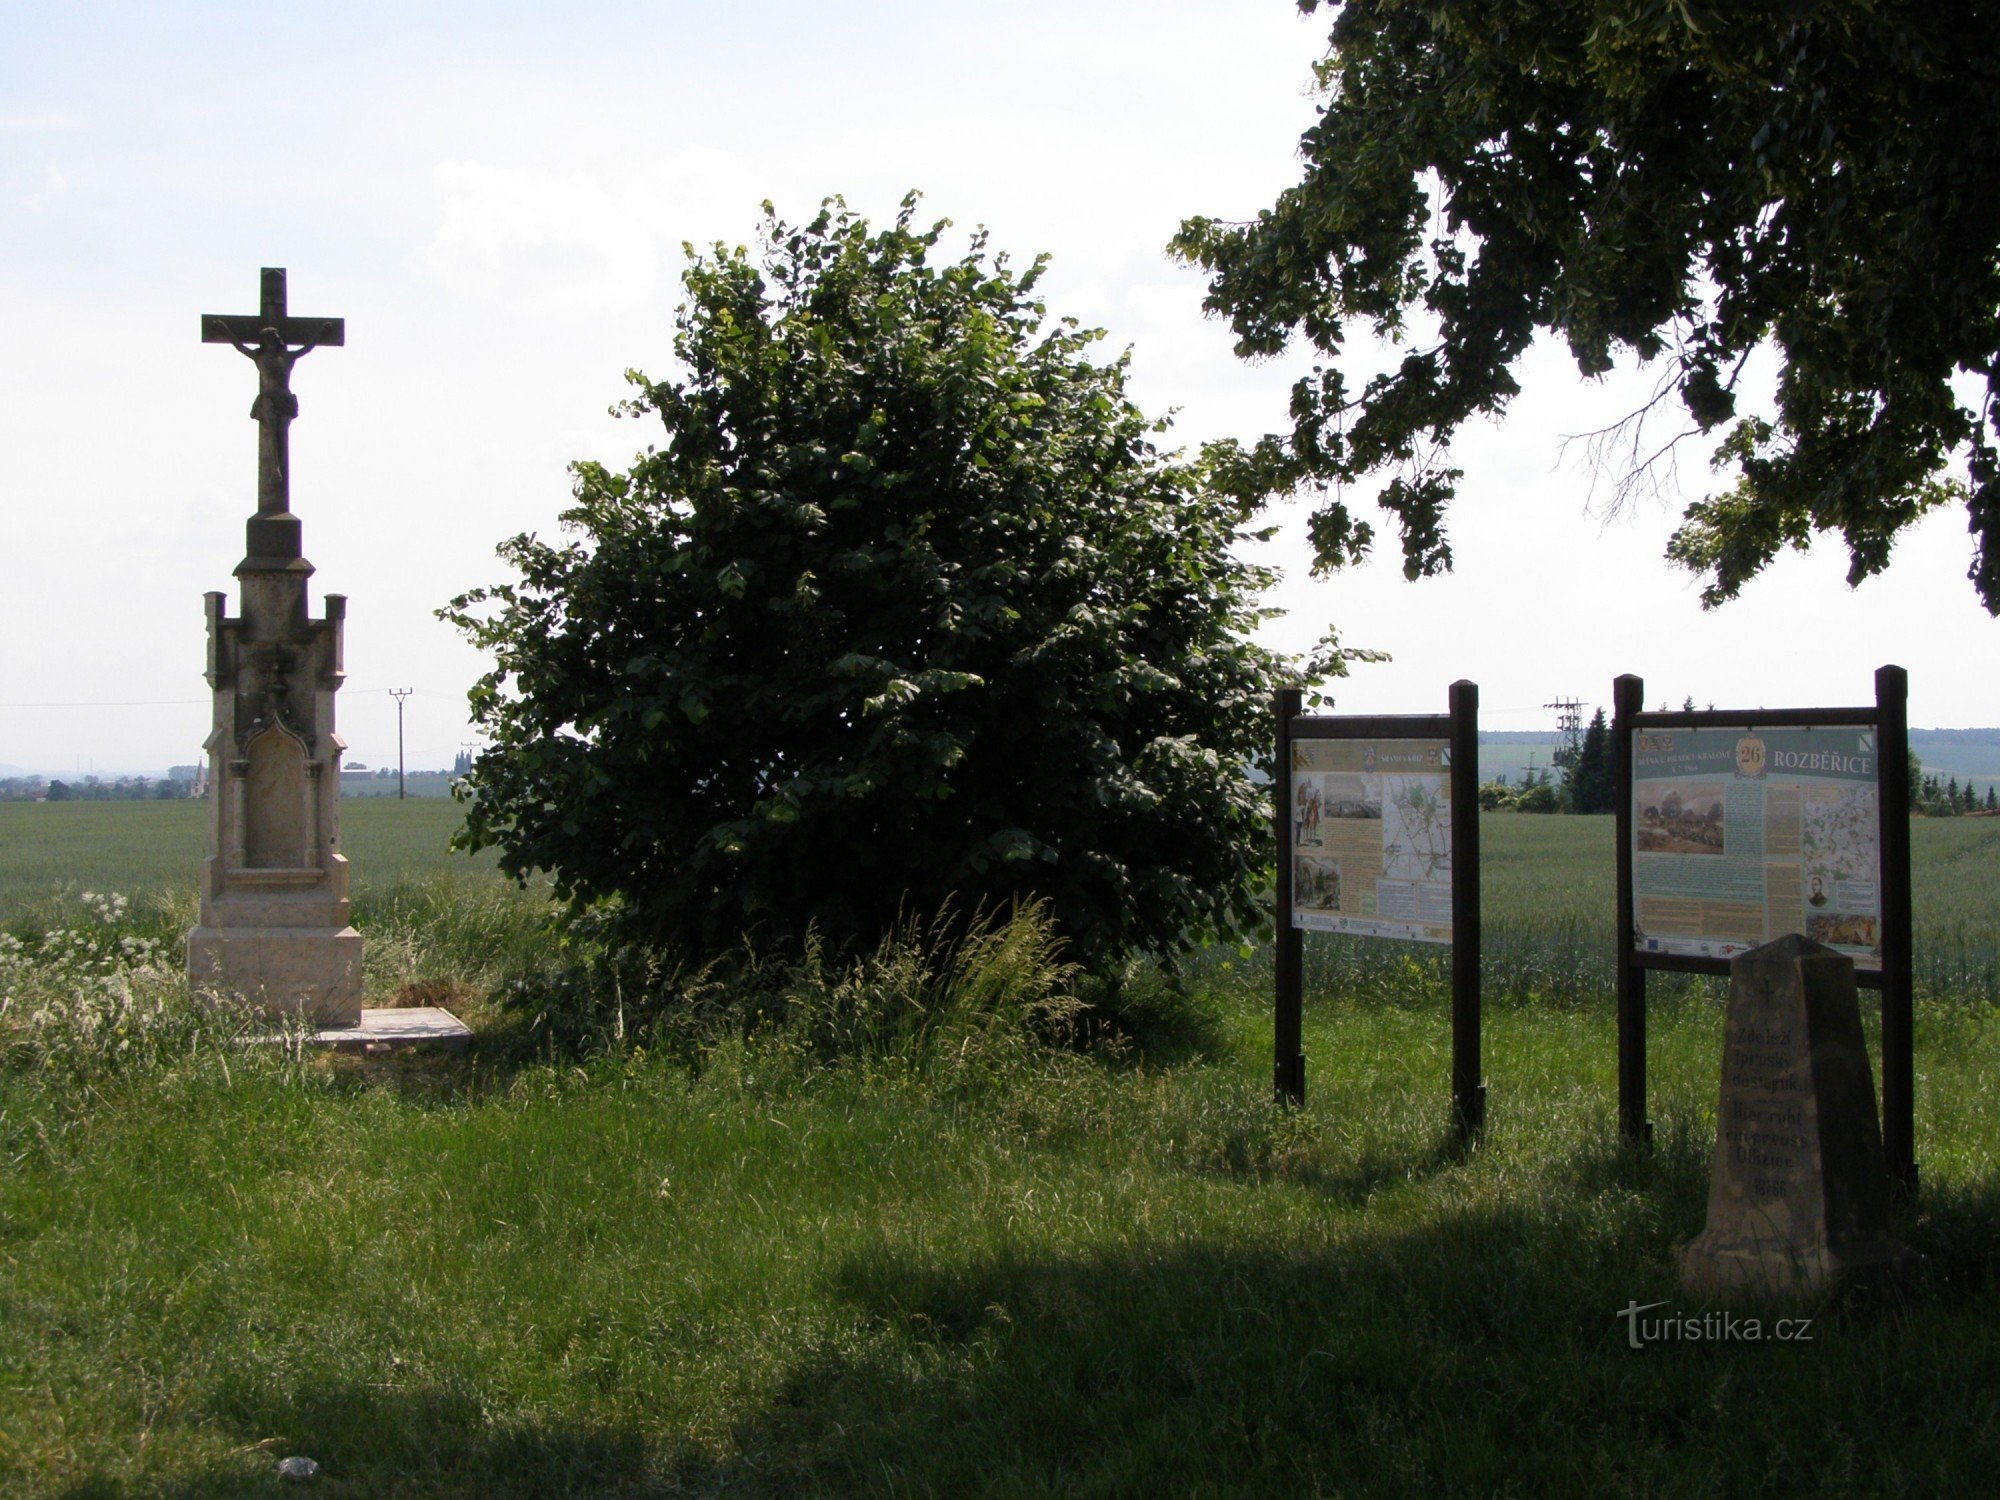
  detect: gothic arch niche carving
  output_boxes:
[243,727,312,869]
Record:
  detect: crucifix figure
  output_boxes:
[202,268,344,521]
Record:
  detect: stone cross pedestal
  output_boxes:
[186,269,362,1026]
[1680,934,1918,1299]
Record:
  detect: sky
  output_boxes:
[3,1,1995,780]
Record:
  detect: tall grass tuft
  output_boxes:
[495,898,1090,1086]
[754,898,1088,1086]
[350,873,555,1013]
[0,891,259,1088]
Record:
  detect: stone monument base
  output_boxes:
[1679,934,1920,1303]
[187,923,364,1027]
[1680,1232,1920,1300]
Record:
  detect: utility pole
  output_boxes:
[1545,697,1584,772]
[389,688,413,800]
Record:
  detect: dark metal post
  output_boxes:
[1449,680,1484,1137]
[1876,664,1916,1195]
[1274,687,1305,1104]
[1613,673,1651,1147]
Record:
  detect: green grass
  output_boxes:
[0,798,498,919]
[6,807,1993,1003]
[5,996,1998,1495]
[1,814,1997,1494]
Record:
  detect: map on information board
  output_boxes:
[1631,725,1881,968]
[1290,738,1452,943]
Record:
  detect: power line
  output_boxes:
[0,685,455,709]
[0,698,210,709]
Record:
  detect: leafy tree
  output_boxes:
[1908,749,1924,808]
[1172,3,2000,613]
[44,780,70,802]
[1514,780,1560,814]
[1566,707,1616,814]
[446,197,1359,971]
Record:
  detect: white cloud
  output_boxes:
[0,109,85,132]
[419,149,767,313]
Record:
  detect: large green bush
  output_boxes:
[447,196,1356,972]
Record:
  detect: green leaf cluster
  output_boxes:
[444,196,1333,972]
[1173,2,2000,612]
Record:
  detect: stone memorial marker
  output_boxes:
[1680,933,1918,1298]
[185,268,363,1026]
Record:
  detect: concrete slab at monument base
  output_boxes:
[1679,1233,1921,1299]
[187,923,363,1027]
[246,1006,473,1055]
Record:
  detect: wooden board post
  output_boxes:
[1613,673,1650,1147]
[1875,664,1915,1196]
[1449,679,1484,1138]
[1273,686,1306,1104]
[1613,667,1914,1184]
[1274,685,1479,1133]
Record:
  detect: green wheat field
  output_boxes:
[2,802,1997,1496]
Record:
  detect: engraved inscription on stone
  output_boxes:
[1722,1016,1812,1204]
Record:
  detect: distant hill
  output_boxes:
[1474,727,2000,798]
[1476,733,1566,787]
[1912,729,2000,745]
[1910,729,2000,798]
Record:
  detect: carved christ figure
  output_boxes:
[228,326,321,517]
[203,270,344,525]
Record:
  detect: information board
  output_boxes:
[1630,725,1881,969]
[1289,737,1453,942]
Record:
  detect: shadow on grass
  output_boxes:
[1291,1119,1480,1205]
[1554,1106,2000,1296]
[303,1017,557,1109]
[1183,1115,1482,1208]
[107,1379,719,1500]
[1554,1107,1715,1207]
[720,1159,2000,1497]
[329,952,1244,1108]
[1907,1170,2000,1295]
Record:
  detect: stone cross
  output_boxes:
[201,268,344,526]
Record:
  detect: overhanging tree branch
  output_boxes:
[1175,1,2000,615]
